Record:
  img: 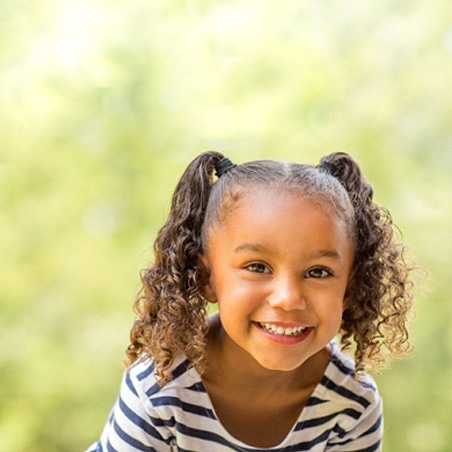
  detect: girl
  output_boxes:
[86,151,413,451]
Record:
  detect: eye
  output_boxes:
[306,267,332,278]
[245,262,271,274]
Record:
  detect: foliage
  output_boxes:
[1,0,451,450]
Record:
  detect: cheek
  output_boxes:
[314,291,347,319]
[217,281,259,311]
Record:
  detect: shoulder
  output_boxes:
[125,354,218,439]
[320,342,381,413]
[127,353,201,391]
[310,342,383,448]
[125,354,207,410]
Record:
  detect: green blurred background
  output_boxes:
[1,0,451,450]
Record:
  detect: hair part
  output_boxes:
[202,160,356,252]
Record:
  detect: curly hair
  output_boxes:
[125,151,414,383]
[317,153,414,376]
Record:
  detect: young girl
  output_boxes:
[86,151,413,451]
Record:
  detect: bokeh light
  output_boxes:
[1,0,451,450]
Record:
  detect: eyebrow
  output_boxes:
[313,250,343,261]
[233,243,342,261]
[233,243,266,253]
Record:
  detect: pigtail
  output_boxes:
[319,153,413,374]
[125,151,225,384]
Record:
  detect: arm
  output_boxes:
[326,395,383,452]
[85,371,174,452]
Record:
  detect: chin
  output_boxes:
[257,358,307,372]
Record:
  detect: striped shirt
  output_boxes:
[86,341,382,451]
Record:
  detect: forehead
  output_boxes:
[206,188,353,255]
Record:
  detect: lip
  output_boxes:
[253,321,313,345]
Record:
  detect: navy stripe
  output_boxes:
[321,376,371,409]
[145,382,160,397]
[294,407,362,432]
[138,359,191,387]
[186,381,206,393]
[107,408,115,425]
[174,422,301,452]
[145,360,191,396]
[152,396,215,418]
[290,427,332,450]
[174,420,339,452]
[327,440,381,452]
[336,440,382,452]
[152,415,177,430]
[118,397,170,442]
[148,414,175,428]
[306,396,328,406]
[363,415,382,436]
[330,352,377,391]
[333,422,347,437]
[171,360,192,380]
[136,359,155,380]
[89,343,382,451]
[176,422,241,449]
[330,351,355,376]
[334,415,382,443]
[112,419,155,451]
[125,372,139,397]
[354,440,382,452]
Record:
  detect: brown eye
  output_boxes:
[246,263,270,274]
[306,268,332,278]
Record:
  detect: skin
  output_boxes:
[198,189,355,448]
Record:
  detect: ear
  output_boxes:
[197,254,217,303]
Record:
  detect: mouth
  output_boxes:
[257,322,309,337]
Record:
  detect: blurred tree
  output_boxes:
[0,0,451,450]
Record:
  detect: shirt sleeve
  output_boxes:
[326,392,383,451]
[84,370,175,452]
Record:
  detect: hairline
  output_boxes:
[201,181,356,256]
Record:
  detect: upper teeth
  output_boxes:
[259,322,307,336]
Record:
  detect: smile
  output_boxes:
[257,322,308,337]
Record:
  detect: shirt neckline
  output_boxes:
[195,341,339,450]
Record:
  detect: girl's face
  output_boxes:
[200,189,355,373]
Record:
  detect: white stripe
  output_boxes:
[86,342,382,451]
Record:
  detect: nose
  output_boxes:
[268,275,307,311]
